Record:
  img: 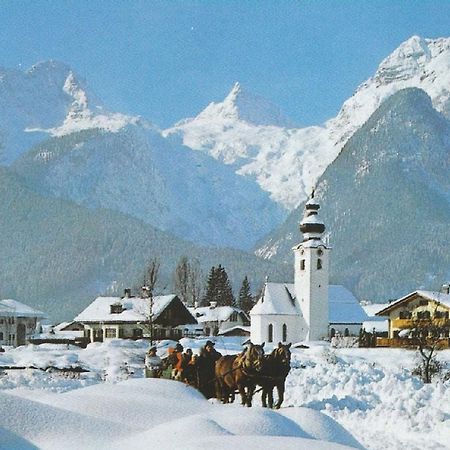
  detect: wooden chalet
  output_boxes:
[74,290,197,343]
[376,288,450,348]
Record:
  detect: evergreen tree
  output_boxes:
[202,264,234,307]
[238,275,254,312]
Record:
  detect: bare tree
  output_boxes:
[141,258,160,345]
[173,256,189,304]
[188,258,204,307]
[409,306,449,383]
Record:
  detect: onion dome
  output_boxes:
[299,191,325,240]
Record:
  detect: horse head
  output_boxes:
[273,342,291,367]
[241,342,265,373]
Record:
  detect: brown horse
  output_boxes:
[258,342,291,409]
[215,342,265,407]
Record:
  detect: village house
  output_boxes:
[29,321,89,347]
[250,194,368,344]
[74,289,197,343]
[0,299,46,347]
[375,287,450,347]
[189,302,250,337]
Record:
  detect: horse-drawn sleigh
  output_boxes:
[152,341,292,409]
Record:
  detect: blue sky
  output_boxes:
[2,1,450,127]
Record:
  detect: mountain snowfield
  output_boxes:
[0,60,139,164]
[165,35,450,209]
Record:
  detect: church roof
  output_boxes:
[328,286,368,324]
[250,283,368,324]
[250,283,300,316]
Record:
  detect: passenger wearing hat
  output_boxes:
[145,346,162,378]
[197,339,222,399]
[172,342,184,380]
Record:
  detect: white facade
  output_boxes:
[250,282,307,345]
[251,312,306,345]
[294,242,329,341]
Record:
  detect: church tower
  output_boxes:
[293,192,329,341]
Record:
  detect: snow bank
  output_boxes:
[1,339,449,450]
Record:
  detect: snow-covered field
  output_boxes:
[0,339,449,450]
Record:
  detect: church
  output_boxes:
[250,194,367,343]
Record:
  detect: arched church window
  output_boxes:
[330,328,336,338]
[268,324,273,343]
[300,260,305,270]
[282,323,287,342]
[344,328,350,337]
[317,259,322,270]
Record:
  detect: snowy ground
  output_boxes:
[0,338,449,450]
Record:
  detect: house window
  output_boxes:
[419,299,428,306]
[417,311,431,320]
[282,324,287,342]
[110,303,123,314]
[317,259,322,270]
[435,311,449,319]
[230,312,238,322]
[0,332,3,340]
[105,328,117,338]
[268,324,273,343]
[133,328,143,339]
[300,260,305,270]
[399,311,412,319]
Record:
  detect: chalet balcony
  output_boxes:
[392,318,450,329]
[376,337,450,348]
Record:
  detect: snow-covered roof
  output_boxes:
[251,283,368,324]
[218,325,250,335]
[74,295,181,323]
[376,290,450,316]
[0,299,46,318]
[361,303,390,317]
[329,286,368,324]
[189,305,247,323]
[250,283,301,316]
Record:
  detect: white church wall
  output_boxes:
[250,314,307,345]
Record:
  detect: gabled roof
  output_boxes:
[0,299,46,318]
[376,290,450,316]
[189,305,248,323]
[74,295,182,323]
[250,283,301,316]
[250,283,368,324]
[329,286,368,324]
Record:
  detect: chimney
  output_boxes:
[141,285,150,298]
[441,283,450,294]
[123,288,131,298]
[209,301,217,309]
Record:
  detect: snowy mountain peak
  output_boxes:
[191,82,292,127]
[374,36,435,85]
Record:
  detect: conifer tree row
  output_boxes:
[202,264,235,307]
[238,275,254,313]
